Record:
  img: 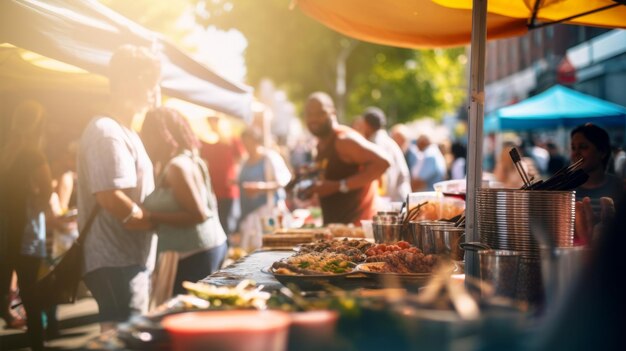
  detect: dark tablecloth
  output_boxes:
[199,249,293,291]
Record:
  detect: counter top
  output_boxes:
[200,249,293,291]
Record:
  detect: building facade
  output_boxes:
[484,25,626,112]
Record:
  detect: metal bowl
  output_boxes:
[372,223,403,243]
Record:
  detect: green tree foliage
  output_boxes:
[195,0,467,124]
[194,0,353,116]
[349,48,468,125]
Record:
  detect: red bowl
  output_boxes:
[162,310,291,351]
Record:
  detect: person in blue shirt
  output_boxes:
[411,135,447,191]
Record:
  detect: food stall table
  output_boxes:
[83,241,536,351]
[200,249,293,292]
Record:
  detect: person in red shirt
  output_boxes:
[200,115,245,239]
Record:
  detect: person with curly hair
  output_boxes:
[141,107,227,298]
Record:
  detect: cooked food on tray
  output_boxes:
[296,238,374,261]
[364,241,440,274]
[182,280,271,309]
[364,240,413,255]
[272,252,356,275]
[271,239,441,278]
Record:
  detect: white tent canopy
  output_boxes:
[0,0,253,121]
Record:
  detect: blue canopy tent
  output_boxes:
[485,85,626,132]
[0,0,253,121]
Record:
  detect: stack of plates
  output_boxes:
[477,189,574,259]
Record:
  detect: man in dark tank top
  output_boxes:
[302,92,390,225]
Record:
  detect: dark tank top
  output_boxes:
[316,127,377,225]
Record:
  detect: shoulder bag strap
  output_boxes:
[76,205,100,246]
[188,151,217,213]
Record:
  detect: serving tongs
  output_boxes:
[442,212,466,228]
[509,147,534,189]
[400,200,429,236]
[529,158,588,191]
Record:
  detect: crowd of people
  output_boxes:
[1,43,626,350]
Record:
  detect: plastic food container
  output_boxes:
[407,192,465,221]
[360,219,374,239]
[162,310,291,351]
[434,179,467,200]
[434,179,505,200]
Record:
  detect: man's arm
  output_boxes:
[314,131,390,198]
[95,189,152,230]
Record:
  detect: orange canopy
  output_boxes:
[296,0,528,49]
[436,0,626,30]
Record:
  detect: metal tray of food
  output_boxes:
[354,262,434,290]
[264,265,376,291]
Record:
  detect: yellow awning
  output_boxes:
[435,0,626,29]
[0,44,107,93]
[295,0,528,49]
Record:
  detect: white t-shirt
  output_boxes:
[371,130,411,201]
[77,116,156,274]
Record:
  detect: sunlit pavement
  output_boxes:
[0,298,99,350]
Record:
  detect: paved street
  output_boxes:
[0,298,99,351]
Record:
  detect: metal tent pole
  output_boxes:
[465,0,488,279]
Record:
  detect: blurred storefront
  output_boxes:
[485,26,626,114]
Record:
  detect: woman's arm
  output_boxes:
[55,171,75,212]
[149,160,208,226]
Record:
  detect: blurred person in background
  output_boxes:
[611,145,626,179]
[303,92,389,225]
[47,141,79,258]
[493,141,539,189]
[200,114,244,243]
[237,127,292,251]
[411,134,447,191]
[44,140,79,338]
[76,45,157,332]
[525,138,550,176]
[546,141,567,176]
[571,124,623,204]
[351,115,368,136]
[288,133,316,174]
[390,123,420,173]
[570,124,623,244]
[449,141,467,180]
[359,107,411,202]
[0,99,53,350]
[141,107,227,295]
